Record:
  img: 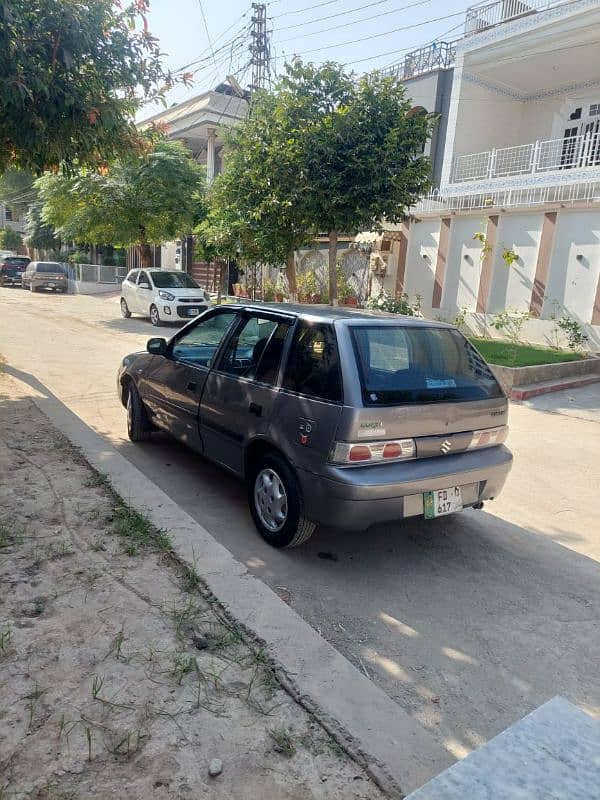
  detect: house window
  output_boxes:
[4,208,12,221]
[590,104,600,117]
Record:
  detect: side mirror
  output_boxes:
[139,282,150,290]
[147,337,168,356]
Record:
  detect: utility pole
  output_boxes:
[249,3,270,94]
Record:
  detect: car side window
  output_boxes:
[171,311,238,367]
[138,271,150,287]
[126,270,139,283]
[218,315,290,383]
[282,322,342,402]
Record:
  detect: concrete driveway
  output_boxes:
[1,287,598,765]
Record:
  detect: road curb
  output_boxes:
[511,374,600,401]
[32,391,454,798]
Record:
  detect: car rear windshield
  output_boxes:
[151,271,198,289]
[350,325,503,405]
[37,263,66,273]
[3,257,29,266]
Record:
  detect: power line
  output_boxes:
[196,0,217,69]
[268,0,345,14]
[278,8,465,52]
[274,0,430,32]
[276,0,438,41]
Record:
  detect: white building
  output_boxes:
[387,0,600,348]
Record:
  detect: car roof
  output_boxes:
[233,302,454,328]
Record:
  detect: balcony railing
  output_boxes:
[451,133,600,183]
[464,0,571,35]
[414,181,600,213]
[380,40,456,81]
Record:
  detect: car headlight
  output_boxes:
[158,290,175,301]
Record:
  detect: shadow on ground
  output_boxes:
[2,361,599,765]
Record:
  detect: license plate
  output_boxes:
[188,308,199,316]
[423,486,463,519]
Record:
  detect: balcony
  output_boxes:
[380,40,456,81]
[464,0,573,35]
[451,132,600,184]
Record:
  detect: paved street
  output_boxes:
[1,286,599,763]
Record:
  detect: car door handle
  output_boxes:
[186,381,198,392]
[249,402,262,417]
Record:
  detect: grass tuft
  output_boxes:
[268,726,295,757]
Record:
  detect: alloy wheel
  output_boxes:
[253,468,288,533]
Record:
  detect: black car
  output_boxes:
[1,255,30,286]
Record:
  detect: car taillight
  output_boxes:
[467,426,508,450]
[330,438,416,465]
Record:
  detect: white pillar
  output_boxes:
[206,127,216,185]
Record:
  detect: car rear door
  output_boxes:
[199,311,293,475]
[138,308,239,449]
[122,270,139,309]
[268,321,345,475]
[136,270,153,315]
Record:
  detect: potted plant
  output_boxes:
[297,271,319,303]
[337,266,358,305]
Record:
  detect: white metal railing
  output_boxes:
[67,263,128,284]
[451,132,600,183]
[414,181,600,213]
[380,40,457,81]
[464,0,571,35]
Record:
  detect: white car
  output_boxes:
[120,269,212,326]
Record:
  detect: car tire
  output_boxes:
[120,298,131,318]
[126,383,152,442]
[248,452,316,548]
[150,304,162,327]
[30,283,36,293]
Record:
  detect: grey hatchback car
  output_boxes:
[117,304,512,547]
[22,261,68,292]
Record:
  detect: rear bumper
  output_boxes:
[298,445,513,531]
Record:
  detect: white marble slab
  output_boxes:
[406,697,600,800]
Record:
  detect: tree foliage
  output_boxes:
[25,201,60,253]
[205,59,433,302]
[0,0,186,173]
[37,139,204,266]
[202,90,316,296]
[0,227,22,250]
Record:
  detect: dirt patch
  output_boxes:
[0,374,384,800]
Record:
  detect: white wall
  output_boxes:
[453,80,523,157]
[542,209,600,322]
[403,218,440,311]
[487,213,543,313]
[443,216,485,313]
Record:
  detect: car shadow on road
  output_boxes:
[2,360,599,767]
[96,317,184,335]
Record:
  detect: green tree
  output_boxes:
[282,60,433,303]
[37,139,204,266]
[204,60,433,303]
[202,91,317,299]
[25,201,60,253]
[0,227,22,250]
[0,0,185,173]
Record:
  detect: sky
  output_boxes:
[141,0,479,115]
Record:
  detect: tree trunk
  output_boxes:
[286,249,297,302]
[139,243,152,268]
[328,230,338,306]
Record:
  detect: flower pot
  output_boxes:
[274,292,284,302]
[342,296,358,306]
[309,293,322,304]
